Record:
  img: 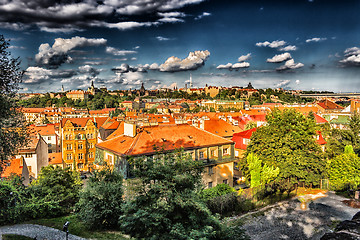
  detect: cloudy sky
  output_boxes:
[2,0,360,93]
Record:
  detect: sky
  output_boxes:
[1,0,360,93]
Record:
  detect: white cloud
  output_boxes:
[195,12,211,20]
[158,12,186,18]
[159,50,210,72]
[232,62,250,68]
[156,36,171,41]
[35,36,107,68]
[256,40,286,48]
[296,80,300,85]
[277,59,304,71]
[267,52,292,63]
[276,80,291,88]
[217,63,233,69]
[106,46,137,56]
[306,37,327,43]
[279,45,297,51]
[340,47,360,66]
[238,53,251,62]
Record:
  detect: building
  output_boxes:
[66,90,91,100]
[201,100,245,111]
[17,134,48,179]
[96,123,238,188]
[1,157,30,185]
[60,117,107,172]
[48,152,63,168]
[30,124,60,153]
[316,99,344,113]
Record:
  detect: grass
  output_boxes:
[2,235,33,240]
[25,214,130,240]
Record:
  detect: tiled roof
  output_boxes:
[313,114,328,124]
[30,124,56,135]
[21,108,46,113]
[61,117,108,128]
[277,106,320,114]
[18,135,40,153]
[101,118,120,130]
[48,152,63,165]
[106,122,125,140]
[202,119,242,137]
[317,99,344,110]
[1,158,23,178]
[232,128,257,150]
[316,131,327,145]
[97,124,233,156]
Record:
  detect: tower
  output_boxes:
[61,85,64,92]
[189,73,193,88]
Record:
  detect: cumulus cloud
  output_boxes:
[35,36,107,68]
[279,45,297,51]
[24,66,77,84]
[238,53,251,62]
[232,62,250,68]
[277,59,304,71]
[156,50,210,72]
[195,12,211,20]
[296,80,300,85]
[112,63,148,74]
[306,37,327,43]
[275,80,291,88]
[267,52,292,63]
[108,71,144,86]
[0,0,202,32]
[217,63,233,69]
[256,40,286,48]
[106,46,137,56]
[340,47,360,66]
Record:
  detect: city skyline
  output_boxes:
[1,0,360,93]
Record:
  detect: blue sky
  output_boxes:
[1,0,360,93]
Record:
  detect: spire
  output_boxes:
[61,85,64,92]
[91,80,94,88]
[189,73,193,88]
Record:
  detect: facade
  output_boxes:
[17,134,49,179]
[66,90,90,100]
[61,117,107,172]
[201,100,245,111]
[30,124,60,153]
[96,123,238,188]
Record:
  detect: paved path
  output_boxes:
[0,224,86,240]
[238,191,359,240]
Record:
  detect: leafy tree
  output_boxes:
[246,109,326,191]
[0,35,28,173]
[329,145,360,191]
[76,167,123,230]
[30,166,82,214]
[244,122,257,130]
[120,151,248,240]
[200,183,235,202]
[246,153,279,188]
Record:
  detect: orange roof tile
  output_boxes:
[48,152,63,165]
[97,124,233,156]
[202,119,242,137]
[1,158,24,178]
[106,122,125,140]
[21,107,46,113]
[30,124,56,135]
[317,99,344,110]
[61,117,108,128]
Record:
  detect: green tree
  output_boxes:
[0,35,28,173]
[76,167,123,230]
[246,109,325,191]
[30,166,82,214]
[329,145,360,191]
[120,151,248,240]
[246,153,279,188]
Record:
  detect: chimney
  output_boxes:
[124,122,136,137]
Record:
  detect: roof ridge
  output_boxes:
[191,125,233,143]
[125,131,143,155]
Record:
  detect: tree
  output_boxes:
[0,35,28,173]
[246,153,279,189]
[329,145,360,191]
[76,167,123,230]
[245,109,326,191]
[30,166,82,214]
[120,150,248,240]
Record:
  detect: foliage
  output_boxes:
[200,183,235,201]
[245,109,326,192]
[0,35,29,172]
[246,153,279,189]
[120,151,248,240]
[76,167,123,230]
[30,166,82,215]
[329,145,360,191]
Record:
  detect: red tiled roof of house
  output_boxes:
[278,106,320,114]
[101,118,120,130]
[1,158,24,178]
[316,131,327,145]
[202,119,242,138]
[106,122,125,140]
[317,99,344,110]
[97,124,233,156]
[21,107,46,113]
[18,135,40,153]
[30,124,56,135]
[48,152,63,165]
[313,114,328,124]
[232,128,257,150]
[61,117,108,128]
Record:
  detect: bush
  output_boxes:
[76,167,123,230]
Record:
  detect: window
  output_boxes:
[78,144,83,150]
[88,152,94,158]
[67,154,72,160]
[66,164,73,170]
[208,166,214,175]
[223,179,228,184]
[66,144,72,150]
[48,136,51,140]
[208,182,213,188]
[48,143,52,148]
[25,153,33,158]
[77,134,82,139]
[199,151,204,159]
[78,153,83,160]
[243,138,250,145]
[77,163,84,169]
[210,149,215,157]
[65,135,69,140]
[223,147,228,155]
[107,155,114,165]
[88,143,94,149]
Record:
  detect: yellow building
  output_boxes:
[61,117,107,172]
[201,100,245,111]
[66,90,90,100]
